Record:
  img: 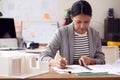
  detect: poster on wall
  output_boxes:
[1,0,58,20]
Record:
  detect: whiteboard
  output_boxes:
[22,21,58,44]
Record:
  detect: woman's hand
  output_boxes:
[79,56,96,65]
[57,58,67,69]
[49,58,67,69]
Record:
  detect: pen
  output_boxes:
[57,70,72,74]
[83,65,92,70]
[54,52,67,69]
[54,52,63,60]
[63,71,72,74]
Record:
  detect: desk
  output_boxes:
[0,68,120,80]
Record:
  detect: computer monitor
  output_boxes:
[0,18,18,49]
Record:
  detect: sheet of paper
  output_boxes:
[52,65,107,74]
[88,59,120,75]
[52,59,120,75]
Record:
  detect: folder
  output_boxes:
[76,72,108,76]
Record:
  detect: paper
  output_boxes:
[52,65,107,74]
[52,59,120,75]
[113,59,120,66]
[88,59,120,75]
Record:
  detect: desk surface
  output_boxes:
[0,68,120,80]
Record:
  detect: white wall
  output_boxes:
[1,0,120,39]
[58,0,120,39]
[88,0,120,39]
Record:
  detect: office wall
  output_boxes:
[87,0,120,39]
[0,0,120,39]
[58,0,120,39]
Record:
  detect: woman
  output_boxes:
[40,0,105,69]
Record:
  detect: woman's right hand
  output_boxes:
[49,58,67,69]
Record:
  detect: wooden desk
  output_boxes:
[1,68,119,80]
[29,68,120,80]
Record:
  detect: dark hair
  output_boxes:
[71,0,92,17]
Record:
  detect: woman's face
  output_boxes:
[72,14,91,34]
